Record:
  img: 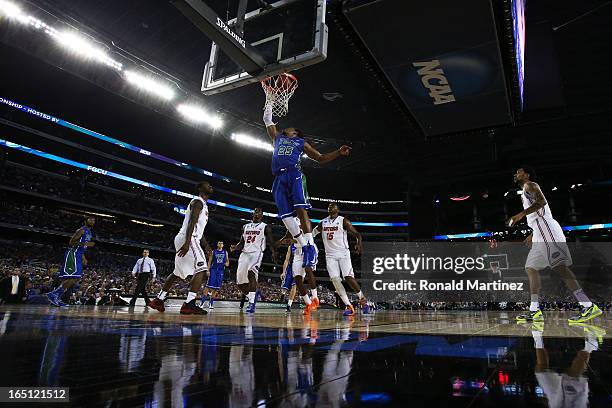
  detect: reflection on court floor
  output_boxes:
[0,305,610,407]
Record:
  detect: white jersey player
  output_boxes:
[530,322,599,408]
[230,208,276,313]
[149,181,213,315]
[229,345,255,408]
[278,217,320,316]
[313,203,369,316]
[318,323,354,408]
[509,167,601,324]
[154,353,197,408]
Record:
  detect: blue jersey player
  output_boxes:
[263,105,350,276]
[47,216,96,307]
[202,241,229,309]
[280,242,298,313]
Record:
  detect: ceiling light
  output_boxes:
[177,104,223,129]
[231,133,273,152]
[450,195,470,201]
[0,1,22,19]
[125,70,176,100]
[55,31,122,70]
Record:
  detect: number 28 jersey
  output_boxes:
[271,134,304,175]
[320,216,350,258]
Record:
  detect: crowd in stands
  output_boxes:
[2,239,609,311]
[0,240,337,306]
[0,201,177,249]
[3,147,609,312]
[1,155,409,233]
[3,166,187,220]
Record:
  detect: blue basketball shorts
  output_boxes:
[272,169,311,219]
[59,248,83,279]
[206,267,224,290]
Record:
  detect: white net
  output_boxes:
[261,73,298,117]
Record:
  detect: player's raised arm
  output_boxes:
[177,199,203,257]
[343,218,363,255]
[303,142,351,164]
[263,105,278,142]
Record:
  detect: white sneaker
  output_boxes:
[208,304,215,310]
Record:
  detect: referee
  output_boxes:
[129,249,156,307]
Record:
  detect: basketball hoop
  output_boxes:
[261,73,298,117]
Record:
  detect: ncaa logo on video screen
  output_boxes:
[398,52,497,107]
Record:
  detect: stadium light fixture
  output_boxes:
[124,70,176,101]
[177,104,223,129]
[0,1,47,28]
[55,31,123,71]
[0,0,22,19]
[231,133,273,152]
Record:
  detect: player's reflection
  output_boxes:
[318,320,355,408]
[275,316,321,407]
[199,327,221,385]
[0,311,11,335]
[530,321,605,408]
[152,326,197,408]
[38,334,67,386]
[229,344,255,408]
[118,332,147,373]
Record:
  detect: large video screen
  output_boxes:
[511,0,526,110]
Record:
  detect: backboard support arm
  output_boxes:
[172,0,266,75]
[235,0,249,36]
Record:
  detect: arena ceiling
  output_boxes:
[1,0,611,194]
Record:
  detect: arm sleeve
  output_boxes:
[132,259,140,274]
[263,105,274,127]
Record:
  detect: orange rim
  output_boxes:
[261,72,298,91]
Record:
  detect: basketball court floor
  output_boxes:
[0,305,610,407]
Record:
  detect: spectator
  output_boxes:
[0,267,27,304]
[129,249,156,307]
